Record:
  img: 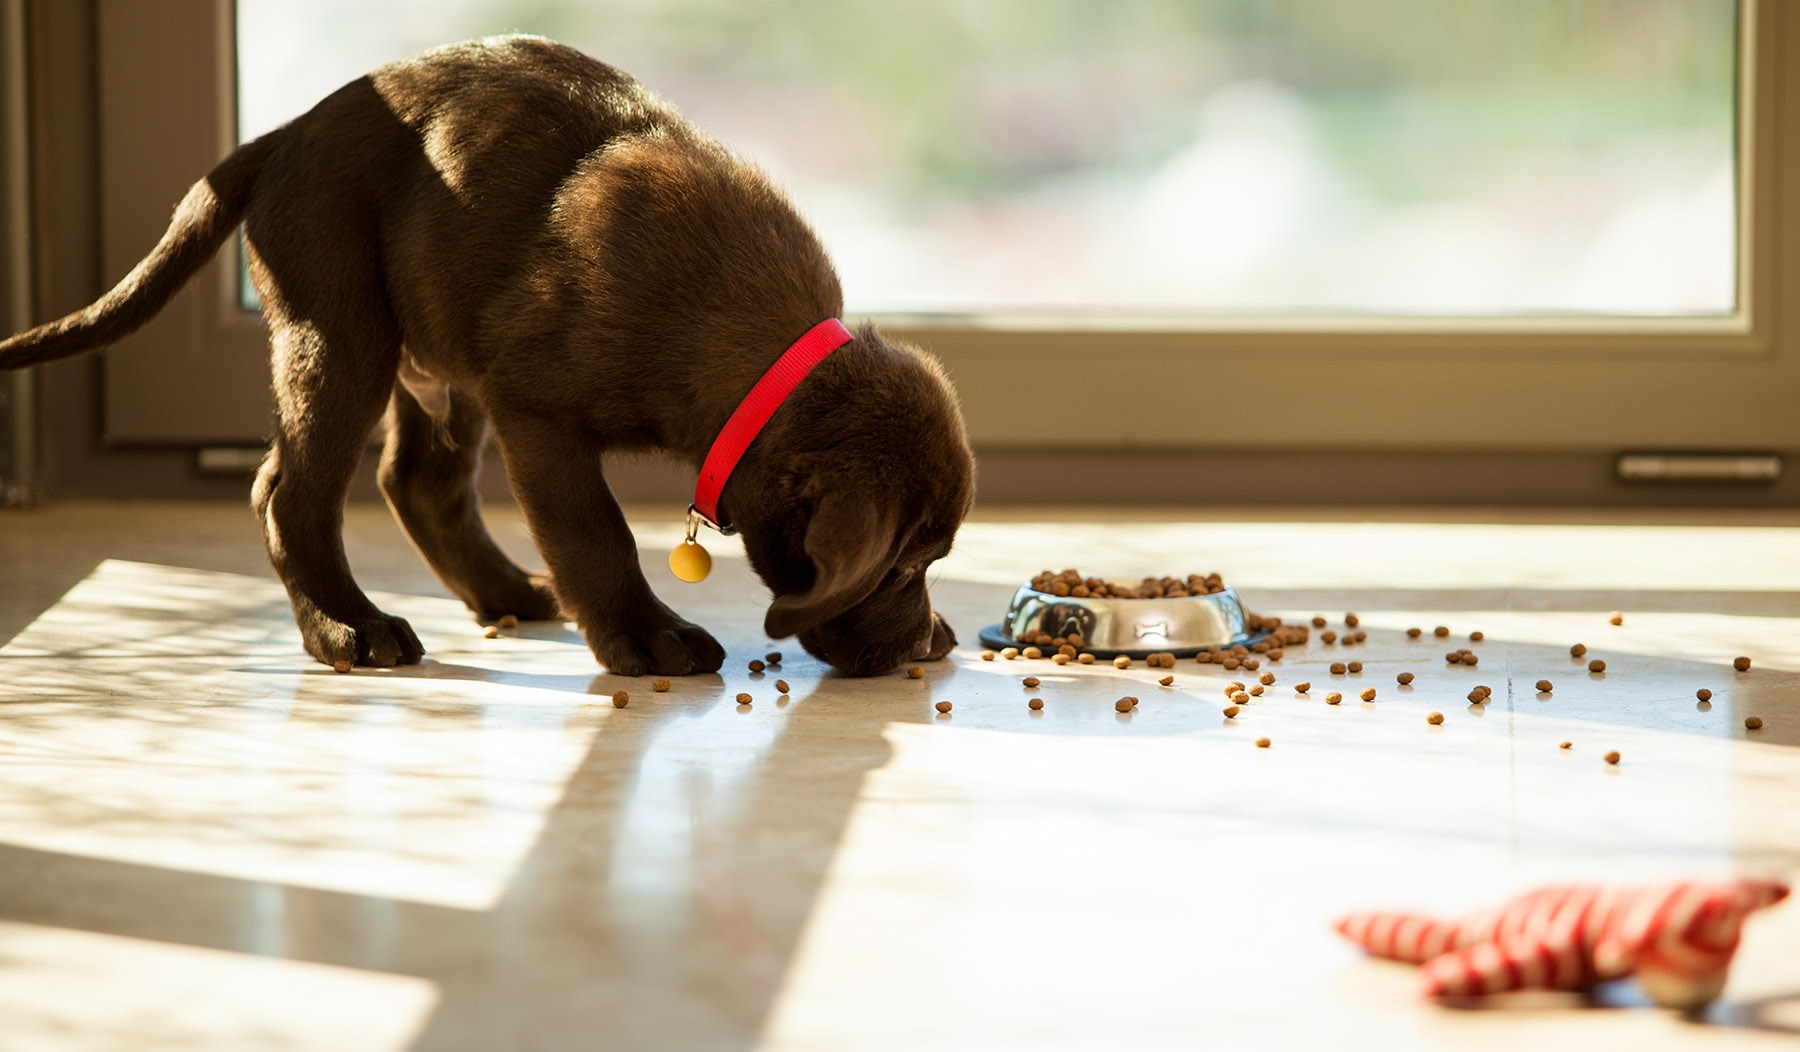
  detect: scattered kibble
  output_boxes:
[1326,692,1343,705]
[1427,711,1444,725]
[1294,681,1311,693]
[1223,705,1241,718]
[1029,697,1043,710]
[1559,741,1572,750]
[1321,631,1338,644]
[333,659,353,673]
[1397,672,1415,685]
[736,692,753,705]
[1406,627,1423,638]
[1114,655,1132,669]
[1259,672,1277,685]
[1473,685,1492,699]
[1535,679,1553,692]
[1159,675,1175,687]
[1248,684,1265,696]
[1570,643,1587,657]
[1231,691,1251,705]
[1359,688,1377,702]
[1604,750,1621,765]
[653,679,671,692]
[1434,626,1451,638]
[1347,661,1363,673]
[1330,662,1347,675]
[1608,611,1624,626]
[1052,653,1071,665]
[1588,659,1606,673]
[905,665,923,679]
[1002,647,1019,660]
[1255,737,1271,748]
[612,690,630,708]
[750,659,767,673]
[1225,681,1245,695]
[1745,716,1764,730]
[775,678,790,693]
[1734,656,1752,671]
[1115,697,1135,712]
[498,614,519,629]
[1468,630,1484,642]
[1078,653,1096,664]
[483,626,500,639]
[981,651,996,661]
[1023,646,1043,659]
[1022,676,1041,688]
[1345,613,1361,627]
[1312,616,1328,628]
[936,700,953,713]
[1466,690,1487,704]
[765,651,783,664]
[1696,688,1712,702]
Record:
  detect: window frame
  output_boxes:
[69,0,1800,462]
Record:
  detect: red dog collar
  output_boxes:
[691,317,854,534]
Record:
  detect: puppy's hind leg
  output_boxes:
[378,375,560,623]
[248,247,423,669]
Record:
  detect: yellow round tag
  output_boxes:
[669,539,712,583]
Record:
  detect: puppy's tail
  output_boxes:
[0,134,273,369]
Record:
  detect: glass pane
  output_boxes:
[238,0,1738,318]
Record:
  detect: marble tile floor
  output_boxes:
[0,501,1797,1051]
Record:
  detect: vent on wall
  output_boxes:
[1615,453,1783,484]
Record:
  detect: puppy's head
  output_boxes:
[737,328,974,676]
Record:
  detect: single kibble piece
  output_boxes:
[1344,613,1361,627]
[1745,716,1764,730]
[1023,646,1043,660]
[1467,690,1486,704]
[775,678,791,693]
[1225,681,1245,695]
[1464,653,1480,667]
[1433,626,1451,638]
[1535,679,1553,692]
[1570,643,1587,657]
[1052,653,1071,665]
[1294,681,1312,693]
[1696,688,1713,702]
[1359,688,1377,702]
[1325,691,1343,705]
[498,614,519,629]
[1604,750,1621,765]
[1254,736,1271,748]
[749,659,767,673]
[1445,652,1462,665]
[612,690,630,708]
[1347,661,1363,673]
[1473,685,1492,698]
[1268,648,1285,661]
[1248,684,1265,696]
[1114,655,1132,669]
[736,692,753,705]
[1078,653,1096,665]
[1259,672,1276,685]
[1022,676,1041,688]
[1559,741,1573,750]
[1159,675,1174,687]
[1223,705,1241,718]
[1002,647,1019,660]
[1734,656,1752,671]
[1397,672,1415,685]
[1312,616,1328,628]
[1244,658,1261,671]
[1427,711,1444,725]
[653,679,671,692]
[1468,630,1484,642]
[1222,658,1241,670]
[906,665,923,679]
[1321,631,1338,644]
[483,626,501,639]
[1406,627,1423,638]
[1231,691,1251,705]
[1028,697,1044,710]
[765,651,782,664]
[1330,662,1347,675]
[936,700,953,713]
[333,659,353,674]
[1608,611,1624,626]
[1115,698,1134,713]
[981,651,996,661]
[1588,659,1606,673]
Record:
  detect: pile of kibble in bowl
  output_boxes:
[1029,569,1226,599]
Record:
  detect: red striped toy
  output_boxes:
[1336,878,1789,1009]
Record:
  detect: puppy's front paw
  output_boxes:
[300,608,425,669]
[586,617,725,677]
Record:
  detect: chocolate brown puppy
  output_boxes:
[0,37,974,677]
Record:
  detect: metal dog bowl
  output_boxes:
[977,582,1256,659]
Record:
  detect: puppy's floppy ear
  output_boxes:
[764,492,901,639]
